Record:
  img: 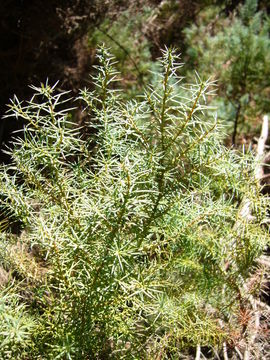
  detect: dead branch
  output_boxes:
[223,342,229,360]
[235,115,269,359]
[195,344,201,360]
[255,115,269,180]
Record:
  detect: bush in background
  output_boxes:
[184,0,270,144]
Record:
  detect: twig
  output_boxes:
[255,115,269,180]
[238,115,269,220]
[212,347,221,360]
[250,301,260,345]
[256,255,270,268]
[195,344,201,360]
[253,298,270,312]
[235,346,243,359]
[243,348,250,360]
[259,172,270,181]
[223,342,229,360]
[237,116,269,221]
[232,103,241,146]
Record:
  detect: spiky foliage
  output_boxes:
[0,47,268,359]
[89,6,154,98]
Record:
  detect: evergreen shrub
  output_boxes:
[0,47,268,358]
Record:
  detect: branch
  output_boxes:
[195,344,201,360]
[238,115,268,219]
[234,115,269,359]
[232,103,241,146]
[223,342,229,360]
[255,115,269,180]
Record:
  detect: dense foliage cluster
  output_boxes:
[0,47,268,359]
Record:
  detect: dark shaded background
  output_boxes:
[0,0,110,162]
[1,0,268,163]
